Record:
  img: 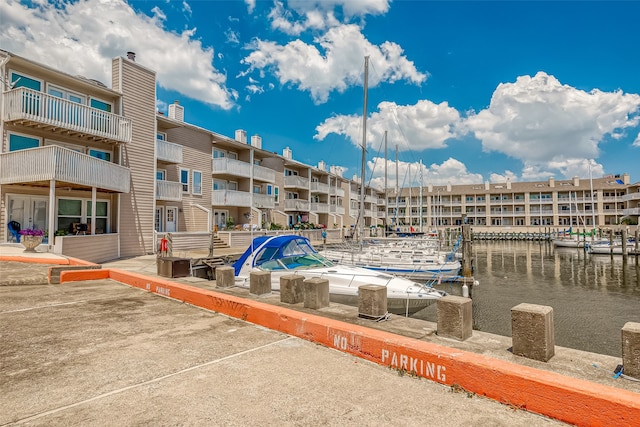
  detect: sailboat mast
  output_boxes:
[359,56,369,243]
[384,130,388,235]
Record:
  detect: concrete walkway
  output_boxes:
[1,245,639,425]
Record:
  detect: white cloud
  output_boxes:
[489,171,518,183]
[242,24,426,104]
[367,157,483,190]
[245,0,256,14]
[634,133,640,147]
[267,0,390,35]
[465,72,640,166]
[315,99,463,151]
[0,0,236,110]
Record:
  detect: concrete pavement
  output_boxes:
[1,245,639,425]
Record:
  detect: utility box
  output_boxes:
[157,257,191,278]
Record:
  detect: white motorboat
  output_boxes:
[586,239,636,255]
[232,235,447,315]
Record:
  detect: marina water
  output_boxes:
[418,240,640,357]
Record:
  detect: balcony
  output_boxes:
[330,205,345,215]
[310,181,330,193]
[156,180,183,201]
[3,87,132,144]
[329,187,345,197]
[212,157,251,178]
[284,199,310,211]
[253,193,276,209]
[156,139,183,164]
[212,158,275,183]
[0,146,130,193]
[622,192,640,201]
[253,164,275,183]
[284,175,309,189]
[310,202,330,213]
[622,208,640,215]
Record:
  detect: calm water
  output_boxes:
[418,240,640,357]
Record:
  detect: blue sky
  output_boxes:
[2,0,639,188]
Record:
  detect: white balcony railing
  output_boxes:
[310,181,330,193]
[329,187,345,197]
[253,193,276,209]
[284,175,309,189]
[3,87,132,144]
[622,192,640,201]
[253,164,275,183]
[284,199,310,211]
[622,208,640,215]
[310,202,330,213]
[0,146,130,193]
[212,157,251,178]
[212,158,275,183]
[156,139,183,164]
[330,205,345,215]
[213,189,250,207]
[156,180,183,201]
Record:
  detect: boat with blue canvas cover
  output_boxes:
[233,235,446,316]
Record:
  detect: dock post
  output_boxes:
[280,275,304,304]
[437,295,472,341]
[511,303,555,362]
[250,271,271,296]
[303,277,330,309]
[215,266,235,288]
[461,224,473,278]
[622,322,640,379]
[358,284,387,319]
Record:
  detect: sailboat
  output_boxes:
[318,56,461,281]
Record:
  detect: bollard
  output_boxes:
[250,271,271,295]
[303,277,330,309]
[511,303,555,362]
[215,266,235,288]
[280,275,304,304]
[437,295,473,341]
[358,284,387,319]
[622,322,640,379]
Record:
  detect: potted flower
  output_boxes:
[19,228,45,252]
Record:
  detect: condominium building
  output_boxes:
[387,174,636,232]
[1,50,637,262]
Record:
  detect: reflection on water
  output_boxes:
[420,240,640,357]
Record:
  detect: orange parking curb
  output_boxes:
[0,256,70,265]
[60,268,640,426]
[0,255,96,266]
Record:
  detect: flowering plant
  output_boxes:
[19,228,45,237]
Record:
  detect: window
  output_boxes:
[157,132,167,141]
[90,98,112,112]
[156,169,166,180]
[87,200,109,233]
[57,198,83,233]
[180,168,189,193]
[213,149,225,158]
[9,133,40,151]
[10,71,41,90]
[46,85,85,125]
[228,181,237,191]
[213,180,225,190]
[274,187,279,203]
[88,149,111,162]
[192,170,202,195]
[253,185,261,194]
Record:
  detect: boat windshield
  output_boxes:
[255,238,334,271]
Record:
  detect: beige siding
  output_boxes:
[165,127,213,232]
[55,234,120,263]
[112,57,157,257]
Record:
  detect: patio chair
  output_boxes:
[8,220,21,243]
